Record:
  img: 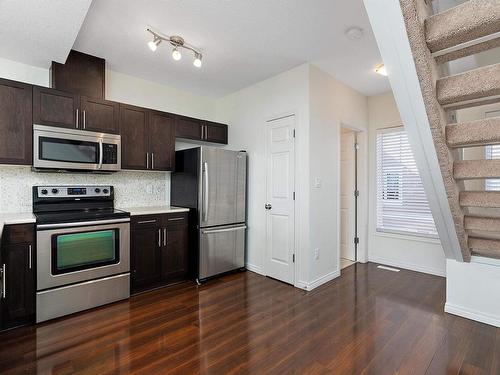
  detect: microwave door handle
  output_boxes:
[98,140,103,169]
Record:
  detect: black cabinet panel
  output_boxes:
[0,224,35,330]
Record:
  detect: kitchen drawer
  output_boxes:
[131,215,163,229]
[2,223,35,245]
[164,213,188,226]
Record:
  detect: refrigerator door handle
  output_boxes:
[203,161,209,222]
[201,225,247,235]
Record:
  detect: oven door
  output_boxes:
[33,124,121,171]
[37,219,130,290]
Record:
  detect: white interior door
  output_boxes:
[265,115,295,284]
[340,130,356,261]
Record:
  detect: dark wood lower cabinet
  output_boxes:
[131,213,188,293]
[0,224,35,330]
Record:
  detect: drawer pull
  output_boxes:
[137,219,157,224]
[168,217,185,221]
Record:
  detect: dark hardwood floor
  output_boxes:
[0,263,498,374]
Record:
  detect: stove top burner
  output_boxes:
[35,208,130,225]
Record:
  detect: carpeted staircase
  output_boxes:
[400,0,500,261]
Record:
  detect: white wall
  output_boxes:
[307,66,368,286]
[0,57,49,86]
[216,64,368,290]
[446,258,500,327]
[215,64,311,282]
[368,92,447,276]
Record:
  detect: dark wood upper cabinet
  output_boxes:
[33,86,79,129]
[149,111,175,171]
[51,50,105,100]
[175,116,203,140]
[80,97,119,134]
[1,224,35,330]
[119,104,149,170]
[204,121,228,144]
[175,116,228,145]
[0,79,33,165]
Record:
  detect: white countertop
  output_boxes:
[0,212,36,240]
[119,206,190,216]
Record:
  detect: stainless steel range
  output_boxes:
[33,185,130,323]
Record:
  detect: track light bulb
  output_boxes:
[172,47,182,61]
[148,37,161,52]
[193,53,202,68]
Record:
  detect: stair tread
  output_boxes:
[437,63,500,106]
[460,191,500,208]
[454,159,500,179]
[426,0,500,53]
[469,237,500,259]
[447,116,500,147]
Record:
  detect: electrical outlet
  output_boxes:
[314,248,320,260]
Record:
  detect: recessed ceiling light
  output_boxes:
[375,64,388,76]
[345,27,364,40]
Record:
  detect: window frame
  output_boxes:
[375,126,438,239]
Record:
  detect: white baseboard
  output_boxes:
[445,302,500,328]
[245,263,265,276]
[295,269,340,291]
[369,255,446,277]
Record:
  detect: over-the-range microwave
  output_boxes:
[33,124,121,172]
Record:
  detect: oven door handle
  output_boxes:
[98,139,104,169]
[37,218,130,230]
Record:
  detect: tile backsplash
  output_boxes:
[0,166,170,213]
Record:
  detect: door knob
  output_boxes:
[265,203,272,210]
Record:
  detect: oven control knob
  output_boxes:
[95,188,101,193]
[51,188,59,194]
[103,188,109,194]
[41,189,48,195]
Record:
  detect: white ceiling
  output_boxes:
[0,0,92,67]
[73,0,390,97]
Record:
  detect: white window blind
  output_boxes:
[485,111,500,191]
[376,128,437,237]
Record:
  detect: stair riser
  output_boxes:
[460,192,500,208]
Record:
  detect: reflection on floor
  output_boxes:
[341,257,355,270]
[0,263,498,374]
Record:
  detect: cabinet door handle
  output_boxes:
[83,110,86,129]
[1,264,6,299]
[75,109,79,128]
[163,228,167,246]
[28,244,32,269]
[152,153,154,170]
[147,153,150,169]
[158,229,161,247]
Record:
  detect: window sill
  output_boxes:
[373,229,441,245]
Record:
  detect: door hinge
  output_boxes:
[293,191,295,200]
[354,237,359,245]
[292,254,295,263]
[354,142,359,150]
[293,129,296,138]
[354,190,359,197]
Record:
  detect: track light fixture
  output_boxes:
[147,28,203,68]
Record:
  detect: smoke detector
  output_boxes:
[345,27,364,40]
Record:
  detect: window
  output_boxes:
[485,111,500,191]
[376,128,437,237]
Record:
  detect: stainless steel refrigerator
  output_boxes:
[171,147,247,282]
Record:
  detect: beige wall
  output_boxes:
[368,91,447,276]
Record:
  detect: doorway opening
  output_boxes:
[340,127,358,270]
